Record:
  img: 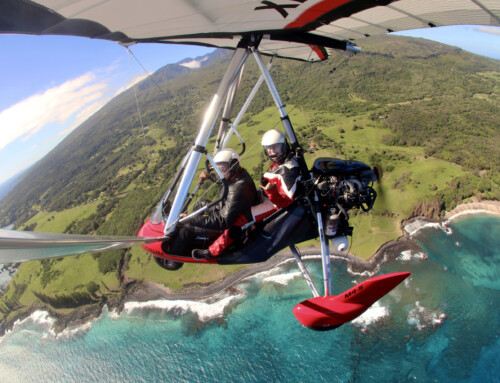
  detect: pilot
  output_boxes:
[192,129,301,259]
[167,148,257,256]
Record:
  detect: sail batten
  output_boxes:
[1,0,499,61]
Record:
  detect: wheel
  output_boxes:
[154,256,184,271]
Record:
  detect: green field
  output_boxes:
[126,245,246,290]
[19,200,101,233]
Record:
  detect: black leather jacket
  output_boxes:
[188,167,256,236]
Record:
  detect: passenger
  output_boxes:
[192,129,301,259]
[167,148,257,256]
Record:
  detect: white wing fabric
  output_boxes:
[1,0,499,61]
[0,229,159,263]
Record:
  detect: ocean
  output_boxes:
[1,214,499,382]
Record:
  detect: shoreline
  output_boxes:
[3,200,500,336]
[443,200,500,220]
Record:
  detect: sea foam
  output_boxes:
[250,262,303,285]
[397,250,428,262]
[123,292,245,322]
[407,301,446,330]
[1,310,56,341]
[404,219,443,237]
[1,306,114,342]
[262,271,302,286]
[351,302,389,332]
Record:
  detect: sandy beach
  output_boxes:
[444,200,500,220]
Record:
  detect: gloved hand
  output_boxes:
[199,170,211,180]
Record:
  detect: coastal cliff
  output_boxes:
[2,200,499,336]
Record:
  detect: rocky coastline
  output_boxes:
[2,200,499,336]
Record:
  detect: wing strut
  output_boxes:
[164,45,249,235]
[215,65,244,154]
[221,57,275,151]
[163,36,312,235]
[290,245,320,297]
[0,230,161,263]
[251,47,311,181]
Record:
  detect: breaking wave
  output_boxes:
[351,301,389,331]
[123,291,245,322]
[407,301,447,330]
[397,250,428,262]
[404,219,445,237]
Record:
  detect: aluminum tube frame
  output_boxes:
[290,245,320,297]
[224,123,245,153]
[221,57,274,149]
[162,147,193,205]
[251,48,298,147]
[314,191,332,296]
[179,152,226,224]
[180,150,224,214]
[215,67,244,153]
[164,48,249,235]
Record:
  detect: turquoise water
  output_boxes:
[1,214,499,382]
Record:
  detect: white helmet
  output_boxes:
[261,129,289,162]
[213,148,240,178]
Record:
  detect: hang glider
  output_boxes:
[0,0,498,329]
[1,0,499,62]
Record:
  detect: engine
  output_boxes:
[311,158,378,238]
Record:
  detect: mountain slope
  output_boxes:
[0,36,499,231]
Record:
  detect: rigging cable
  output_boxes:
[127,47,172,97]
[188,49,336,211]
[267,48,352,134]
[178,50,352,213]
[127,47,150,158]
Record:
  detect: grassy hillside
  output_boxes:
[1,36,499,328]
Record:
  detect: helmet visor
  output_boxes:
[215,162,230,178]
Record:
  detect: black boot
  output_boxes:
[192,248,215,260]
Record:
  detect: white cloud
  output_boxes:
[476,26,500,36]
[57,98,109,137]
[0,72,110,150]
[113,72,150,97]
[58,72,151,137]
[179,56,208,69]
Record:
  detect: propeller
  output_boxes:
[372,163,387,208]
[373,163,383,183]
[0,229,163,264]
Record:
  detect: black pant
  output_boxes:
[167,223,222,256]
[164,199,223,255]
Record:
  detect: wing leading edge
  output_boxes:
[1,0,499,61]
[0,230,160,263]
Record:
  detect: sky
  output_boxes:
[0,25,499,185]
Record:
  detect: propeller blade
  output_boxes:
[373,164,383,183]
[293,271,410,330]
[372,163,386,207]
[0,229,162,263]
